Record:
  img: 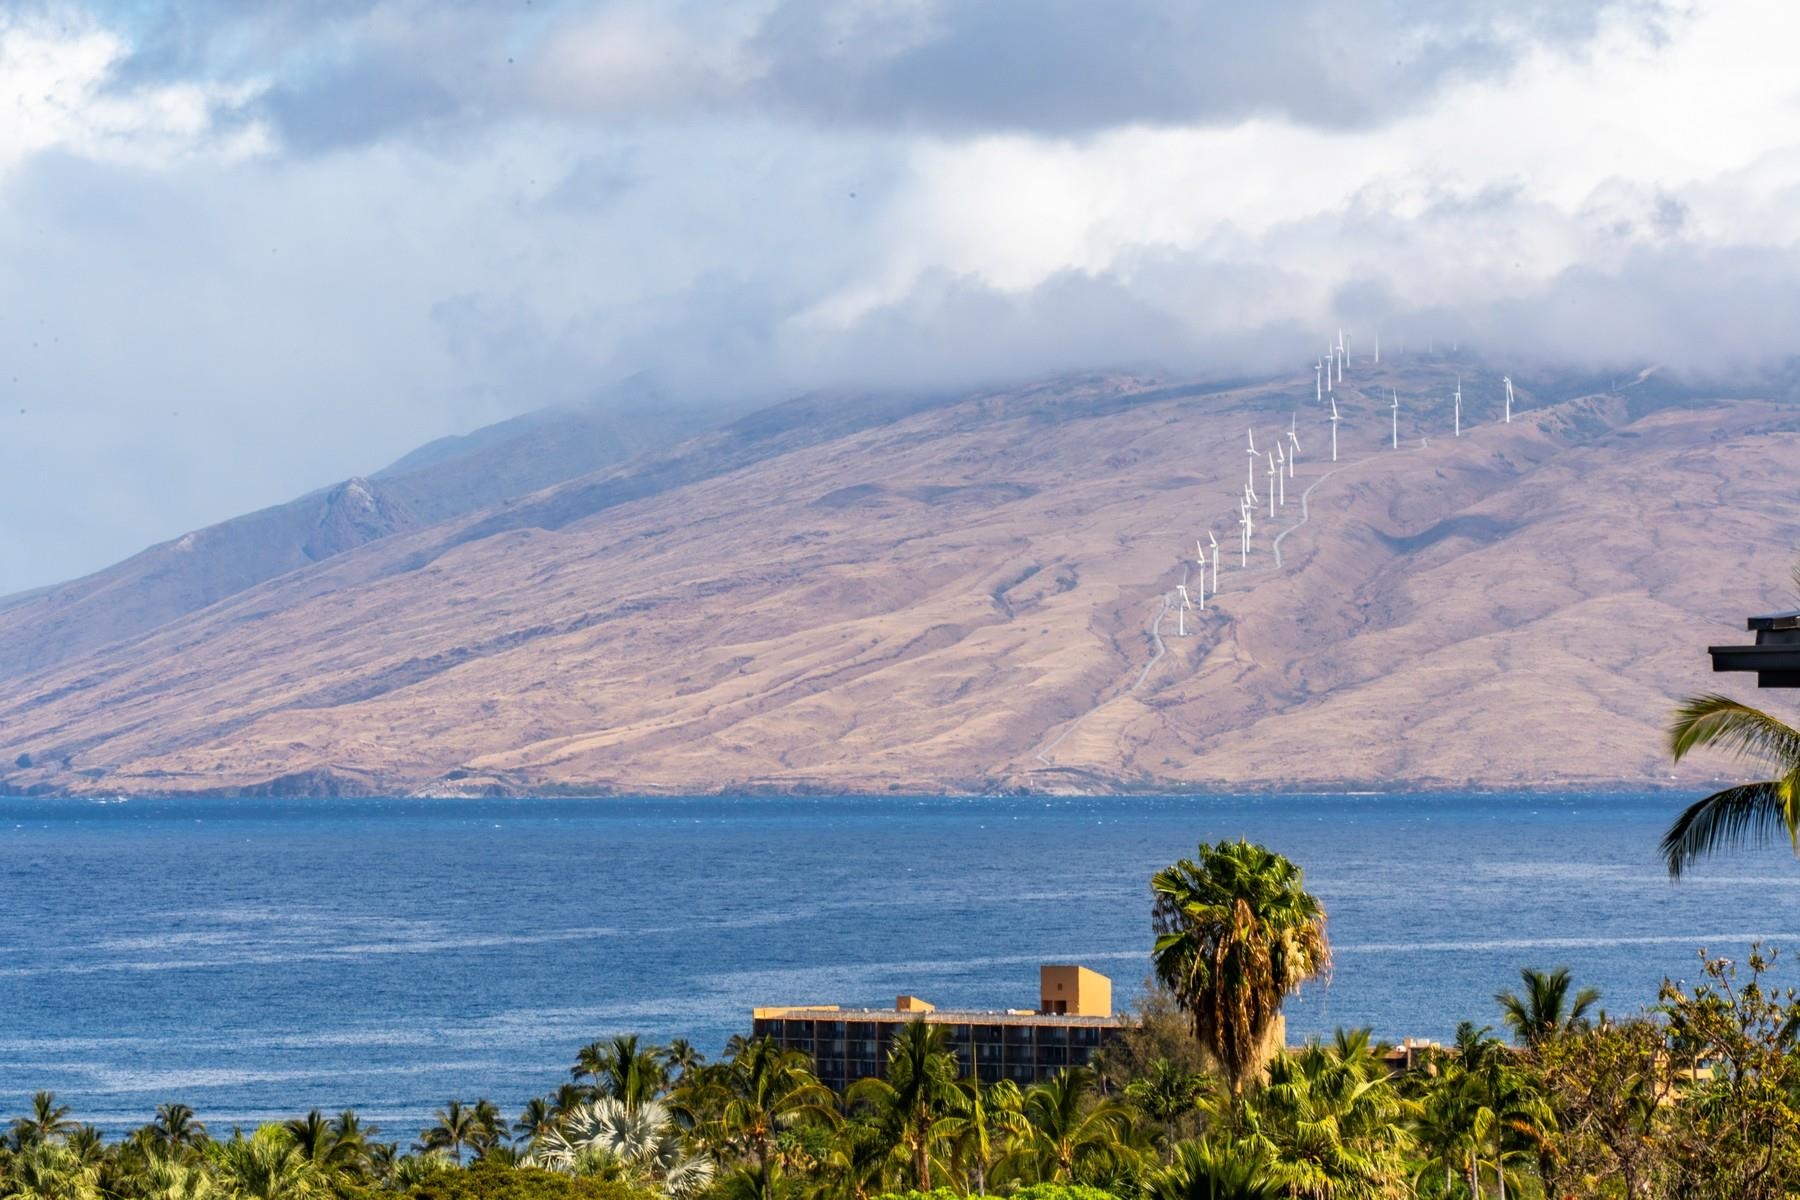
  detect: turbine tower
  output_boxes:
[1329,397,1340,462]
[1287,416,1300,477]
[1175,584,1192,637]
[1274,443,1286,507]
[1390,389,1399,449]
[1246,428,1259,495]
[1193,549,1206,609]
[1266,452,1277,519]
[1503,376,1514,423]
[1374,332,1380,364]
[1207,530,1219,594]
[1453,378,1462,437]
[1238,501,1249,567]
[1315,360,1323,402]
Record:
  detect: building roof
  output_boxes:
[752,1004,1121,1027]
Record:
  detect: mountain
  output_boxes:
[0,380,720,681]
[3,361,1796,797]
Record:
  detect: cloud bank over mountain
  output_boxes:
[3,0,1798,591]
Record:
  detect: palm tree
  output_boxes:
[685,1036,836,1194]
[513,1097,558,1148]
[470,1100,507,1158]
[326,1112,374,1173]
[1151,840,1331,1095]
[207,1127,319,1200]
[1496,967,1600,1047]
[941,1078,1026,1194]
[1233,1031,1413,1199]
[10,1093,75,1149]
[525,1098,713,1198]
[663,1040,705,1082]
[1,1140,102,1200]
[150,1105,208,1153]
[1662,693,1800,875]
[572,1041,611,1098]
[417,1100,481,1165]
[135,1156,215,1200]
[1122,1058,1210,1151]
[1147,1139,1283,1200]
[847,1020,964,1189]
[1003,1067,1135,1184]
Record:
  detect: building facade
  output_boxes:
[751,964,1123,1090]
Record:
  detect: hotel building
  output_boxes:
[751,964,1123,1090]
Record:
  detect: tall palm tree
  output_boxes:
[1663,694,1800,876]
[513,1097,558,1148]
[1232,1031,1413,1200]
[1003,1067,1135,1184]
[418,1100,481,1165]
[1151,840,1331,1095]
[847,1020,964,1189]
[1495,967,1600,1047]
[663,1040,705,1083]
[470,1100,507,1158]
[941,1078,1026,1194]
[150,1105,208,1153]
[686,1036,836,1194]
[10,1093,75,1149]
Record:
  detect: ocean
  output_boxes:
[1,791,1795,1138]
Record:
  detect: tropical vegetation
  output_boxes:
[6,842,1799,1199]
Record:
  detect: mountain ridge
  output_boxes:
[3,362,1795,798]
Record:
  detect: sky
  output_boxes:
[4,0,1800,593]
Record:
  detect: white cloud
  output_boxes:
[3,0,1800,593]
[0,12,268,173]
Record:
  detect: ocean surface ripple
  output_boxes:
[1,792,1795,1134]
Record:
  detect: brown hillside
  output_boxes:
[3,364,1796,797]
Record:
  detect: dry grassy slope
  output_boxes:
[3,365,1797,797]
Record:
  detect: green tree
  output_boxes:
[1002,1069,1134,1186]
[1233,1031,1412,1200]
[1,1141,101,1200]
[9,1094,75,1150]
[149,1105,208,1154]
[848,1021,965,1190]
[1662,694,1800,875]
[420,1101,485,1166]
[1151,841,1331,1096]
[207,1126,320,1200]
[1495,967,1600,1047]
[941,1079,1026,1194]
[681,1036,835,1194]
[1146,1141,1282,1200]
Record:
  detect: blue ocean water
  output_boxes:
[1,792,1796,1139]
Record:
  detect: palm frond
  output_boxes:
[1667,695,1800,769]
[1660,782,1796,877]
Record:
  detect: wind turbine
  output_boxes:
[1287,416,1300,477]
[1246,428,1259,495]
[1266,452,1277,519]
[1207,530,1219,594]
[1315,360,1323,402]
[1374,332,1380,364]
[1238,501,1250,566]
[1193,549,1206,609]
[1329,397,1340,462]
[1453,378,1462,437]
[1326,341,1335,391]
[1503,375,1514,423]
[1175,584,1192,636]
[1390,389,1399,449]
[1243,491,1255,539]
[1274,443,1286,507]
